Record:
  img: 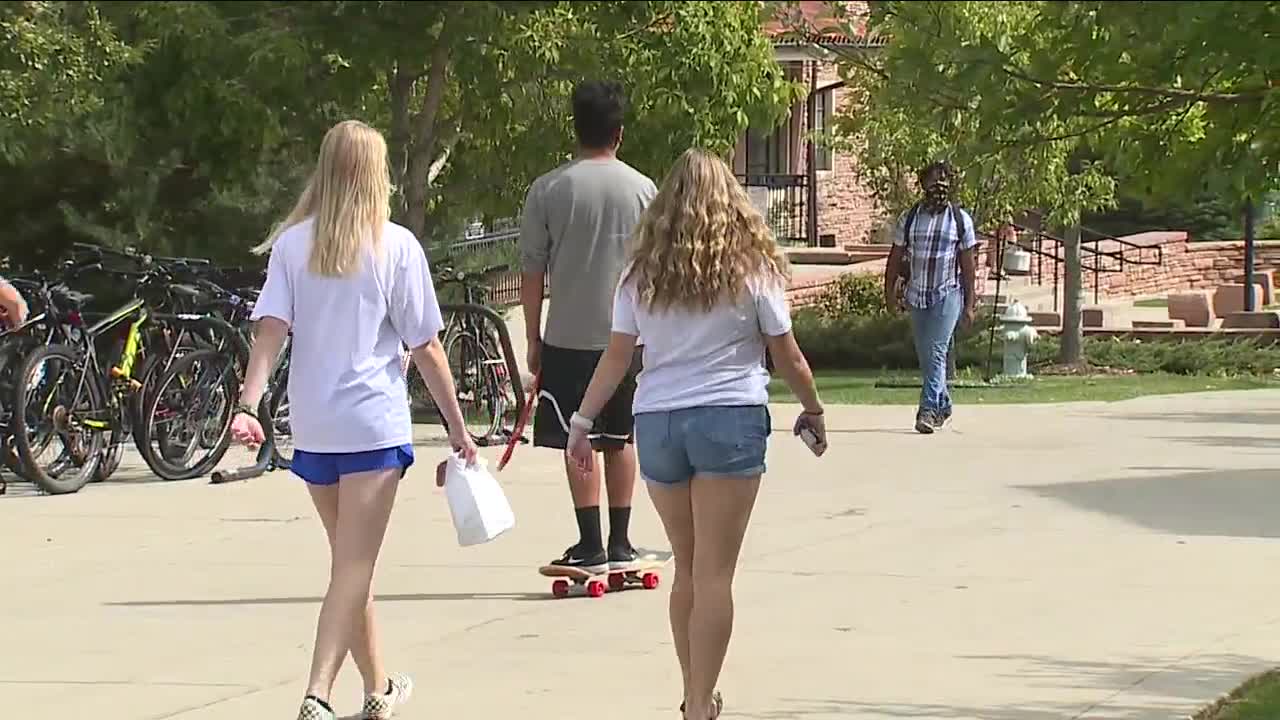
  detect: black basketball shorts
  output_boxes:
[533,343,642,452]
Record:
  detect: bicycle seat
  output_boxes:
[52,288,93,308]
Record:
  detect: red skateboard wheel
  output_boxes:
[608,573,626,592]
[587,580,606,598]
[642,572,660,590]
[552,579,570,598]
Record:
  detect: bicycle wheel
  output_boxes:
[137,348,236,481]
[444,330,506,445]
[12,345,107,495]
[0,334,40,476]
[94,351,164,484]
[405,353,438,424]
[266,368,293,470]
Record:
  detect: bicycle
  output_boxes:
[406,260,518,446]
[9,247,250,492]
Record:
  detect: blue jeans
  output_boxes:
[909,290,963,415]
[634,405,771,485]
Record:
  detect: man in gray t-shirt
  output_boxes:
[519,80,657,574]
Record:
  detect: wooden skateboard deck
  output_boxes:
[538,549,673,598]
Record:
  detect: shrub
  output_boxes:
[792,308,995,371]
[795,306,1280,376]
[809,272,887,320]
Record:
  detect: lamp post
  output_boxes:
[1244,196,1256,312]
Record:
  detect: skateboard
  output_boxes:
[538,549,674,599]
[497,372,539,472]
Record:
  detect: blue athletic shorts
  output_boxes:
[290,445,415,486]
[633,405,771,485]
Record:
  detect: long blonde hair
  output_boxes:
[252,120,392,276]
[625,148,790,312]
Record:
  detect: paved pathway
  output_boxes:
[2,390,1279,719]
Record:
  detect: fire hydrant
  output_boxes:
[999,300,1039,378]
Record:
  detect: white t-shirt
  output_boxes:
[250,219,444,453]
[611,272,792,414]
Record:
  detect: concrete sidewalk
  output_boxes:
[2,390,1279,719]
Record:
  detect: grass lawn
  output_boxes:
[1194,670,1280,720]
[1133,297,1169,308]
[768,369,1280,405]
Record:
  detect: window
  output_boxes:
[745,123,790,178]
[814,88,834,172]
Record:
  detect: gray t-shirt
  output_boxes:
[519,157,658,350]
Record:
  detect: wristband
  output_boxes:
[234,402,259,421]
[569,411,594,432]
[801,408,824,416]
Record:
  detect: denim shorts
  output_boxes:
[634,405,771,485]
[290,445,415,486]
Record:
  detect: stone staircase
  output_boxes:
[980,274,1062,326]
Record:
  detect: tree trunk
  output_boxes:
[1059,223,1084,365]
[387,65,414,222]
[403,39,450,243]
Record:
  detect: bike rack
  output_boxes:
[210,303,524,484]
[209,433,276,484]
[439,302,527,424]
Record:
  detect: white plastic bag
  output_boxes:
[443,453,515,546]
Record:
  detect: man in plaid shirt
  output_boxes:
[884,162,978,434]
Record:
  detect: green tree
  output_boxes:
[0,2,137,162]
[1,1,797,263]
[288,0,799,242]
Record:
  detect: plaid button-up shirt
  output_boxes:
[892,203,978,309]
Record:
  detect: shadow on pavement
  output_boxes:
[1156,435,1280,450]
[1114,410,1280,426]
[1018,468,1280,538]
[737,652,1266,719]
[106,591,559,607]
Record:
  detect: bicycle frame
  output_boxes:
[73,298,149,431]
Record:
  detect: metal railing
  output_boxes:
[736,173,811,245]
[989,219,1167,310]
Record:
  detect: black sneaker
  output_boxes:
[932,408,952,429]
[550,544,608,574]
[914,409,936,435]
[608,543,640,571]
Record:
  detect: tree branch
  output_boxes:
[615,11,673,42]
[411,38,450,164]
[426,123,459,186]
[1001,64,1274,104]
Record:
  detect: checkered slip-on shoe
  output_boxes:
[297,696,335,720]
[361,673,413,720]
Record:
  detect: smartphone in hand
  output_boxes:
[797,420,827,457]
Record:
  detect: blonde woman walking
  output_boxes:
[231,120,478,720]
[566,149,827,720]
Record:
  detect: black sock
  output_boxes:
[575,506,603,554]
[305,695,333,713]
[608,506,632,550]
[386,678,393,696]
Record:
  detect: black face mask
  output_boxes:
[923,181,950,210]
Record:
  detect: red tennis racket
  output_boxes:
[497,372,539,471]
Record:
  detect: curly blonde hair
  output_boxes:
[625,148,791,312]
